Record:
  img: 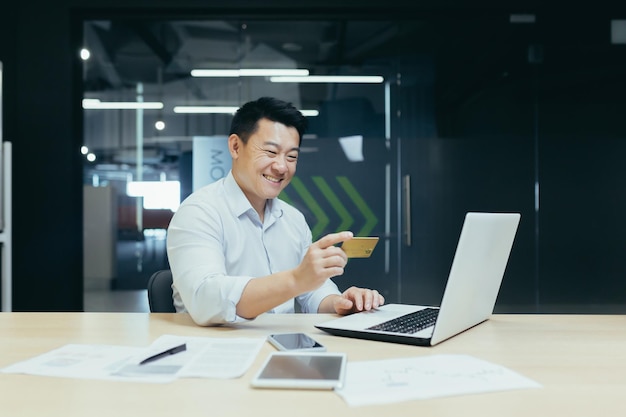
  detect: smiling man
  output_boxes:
[167,97,384,326]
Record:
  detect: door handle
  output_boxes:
[403,174,411,246]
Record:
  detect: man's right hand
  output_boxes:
[292,231,354,292]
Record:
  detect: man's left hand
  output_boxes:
[333,286,385,315]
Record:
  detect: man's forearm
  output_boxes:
[236,270,300,319]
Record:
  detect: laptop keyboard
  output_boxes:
[366,308,439,334]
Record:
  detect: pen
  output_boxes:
[139,343,187,365]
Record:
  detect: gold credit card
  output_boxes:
[341,237,379,258]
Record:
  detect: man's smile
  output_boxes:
[263,174,283,183]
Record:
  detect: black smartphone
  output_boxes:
[267,333,326,352]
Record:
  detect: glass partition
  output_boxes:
[82,12,626,314]
[82,18,400,305]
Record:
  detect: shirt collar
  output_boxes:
[224,171,284,221]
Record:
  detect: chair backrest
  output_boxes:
[147,269,176,313]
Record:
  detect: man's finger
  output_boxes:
[314,231,353,249]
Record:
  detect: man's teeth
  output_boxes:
[264,175,281,182]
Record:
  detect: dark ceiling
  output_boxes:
[83,19,416,100]
[80,13,626,175]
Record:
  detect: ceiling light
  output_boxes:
[173,106,319,116]
[191,68,309,77]
[80,48,90,60]
[83,99,163,110]
[173,106,239,114]
[270,75,384,83]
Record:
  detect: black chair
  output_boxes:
[147,269,176,313]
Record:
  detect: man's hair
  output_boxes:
[229,97,308,145]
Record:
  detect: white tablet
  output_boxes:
[250,351,347,390]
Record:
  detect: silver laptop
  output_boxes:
[315,212,521,346]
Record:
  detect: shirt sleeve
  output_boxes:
[297,279,341,313]
[295,226,341,313]
[166,198,252,326]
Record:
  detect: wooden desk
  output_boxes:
[1,312,625,416]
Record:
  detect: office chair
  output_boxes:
[147,269,176,313]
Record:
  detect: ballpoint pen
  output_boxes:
[139,343,187,365]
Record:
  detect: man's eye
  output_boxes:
[287,155,298,161]
[265,150,277,156]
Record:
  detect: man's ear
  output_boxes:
[228,134,240,159]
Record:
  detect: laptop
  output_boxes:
[315,212,521,346]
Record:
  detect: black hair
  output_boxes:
[229,97,308,145]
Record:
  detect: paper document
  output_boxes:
[335,354,542,407]
[115,334,265,379]
[0,344,171,382]
[2,334,265,383]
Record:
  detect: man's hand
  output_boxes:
[238,231,355,320]
[292,231,353,293]
[332,286,385,315]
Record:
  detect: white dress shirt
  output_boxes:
[166,171,341,326]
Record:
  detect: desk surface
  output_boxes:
[1,312,625,416]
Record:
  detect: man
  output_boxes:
[167,97,384,326]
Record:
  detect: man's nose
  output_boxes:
[273,156,288,172]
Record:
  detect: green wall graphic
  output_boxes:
[280,176,378,240]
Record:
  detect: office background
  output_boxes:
[1,1,625,313]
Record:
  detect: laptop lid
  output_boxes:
[430,212,520,345]
[315,212,521,346]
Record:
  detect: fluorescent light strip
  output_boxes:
[83,99,163,110]
[173,106,319,116]
[173,106,239,114]
[191,68,309,77]
[270,75,384,83]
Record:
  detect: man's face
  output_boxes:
[230,118,300,215]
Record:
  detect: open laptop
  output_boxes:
[315,212,521,346]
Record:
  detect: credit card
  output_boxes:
[341,237,379,258]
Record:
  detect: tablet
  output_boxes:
[250,352,347,390]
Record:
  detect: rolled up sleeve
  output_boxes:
[167,197,252,326]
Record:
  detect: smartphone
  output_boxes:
[341,237,379,258]
[267,333,326,352]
